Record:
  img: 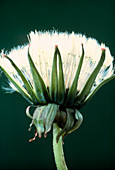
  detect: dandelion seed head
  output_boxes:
[0,30,114,93]
[0,30,114,142]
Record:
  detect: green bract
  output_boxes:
[50,46,66,104]
[28,47,51,103]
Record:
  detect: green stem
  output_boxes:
[53,123,68,170]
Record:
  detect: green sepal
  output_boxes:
[50,46,65,104]
[62,109,83,140]
[80,74,115,108]
[65,44,84,106]
[33,106,46,136]
[26,104,59,137]
[75,49,105,103]
[28,47,50,103]
[56,109,74,143]
[0,66,33,104]
[57,47,65,104]
[45,104,58,133]
[26,106,33,119]
[4,55,40,104]
[33,104,58,135]
[50,46,58,102]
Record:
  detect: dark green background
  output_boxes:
[0,0,115,169]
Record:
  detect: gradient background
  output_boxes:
[0,0,115,169]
